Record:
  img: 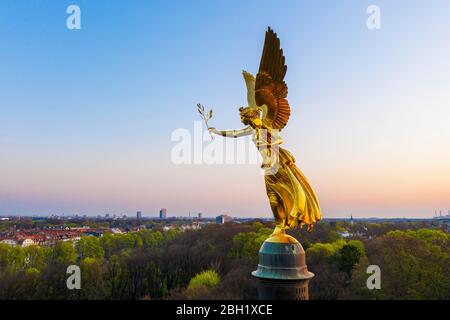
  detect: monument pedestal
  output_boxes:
[252,233,314,300]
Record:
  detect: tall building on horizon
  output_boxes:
[216,214,232,224]
[159,208,167,219]
[136,211,142,220]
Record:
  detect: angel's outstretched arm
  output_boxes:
[209,126,253,138]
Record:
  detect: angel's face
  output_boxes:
[240,113,251,125]
[239,107,259,126]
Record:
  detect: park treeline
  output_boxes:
[0,221,448,300]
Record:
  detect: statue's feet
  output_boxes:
[267,226,299,244]
[270,226,286,237]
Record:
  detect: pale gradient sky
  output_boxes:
[0,1,449,218]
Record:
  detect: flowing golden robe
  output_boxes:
[250,123,321,232]
[211,123,321,232]
[264,147,321,231]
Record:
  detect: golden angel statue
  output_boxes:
[206,27,322,238]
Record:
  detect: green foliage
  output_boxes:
[336,243,364,275]
[306,239,346,260]
[0,244,51,272]
[345,256,381,299]
[0,227,184,300]
[186,269,220,299]
[347,240,366,256]
[335,222,345,233]
[138,230,164,247]
[76,236,105,259]
[80,257,106,299]
[0,221,447,300]
[228,227,272,259]
[188,270,220,290]
[388,229,449,247]
[347,229,449,299]
[26,267,40,277]
[306,242,335,259]
[99,230,166,258]
[24,245,50,270]
[251,222,264,232]
[54,242,77,264]
[306,238,366,299]
[166,228,182,241]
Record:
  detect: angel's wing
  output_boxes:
[242,70,257,108]
[255,27,291,130]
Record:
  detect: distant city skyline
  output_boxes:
[1,209,449,220]
[1,1,449,218]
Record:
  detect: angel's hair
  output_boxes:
[239,107,261,118]
[239,106,261,126]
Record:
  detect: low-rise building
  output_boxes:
[111,228,124,234]
[0,239,17,246]
[20,238,35,247]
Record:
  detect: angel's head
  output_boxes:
[239,106,261,126]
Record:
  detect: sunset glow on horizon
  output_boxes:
[1,1,449,218]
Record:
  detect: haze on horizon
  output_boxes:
[1,1,449,219]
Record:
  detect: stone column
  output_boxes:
[252,233,314,300]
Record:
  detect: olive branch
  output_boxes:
[197,103,214,139]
